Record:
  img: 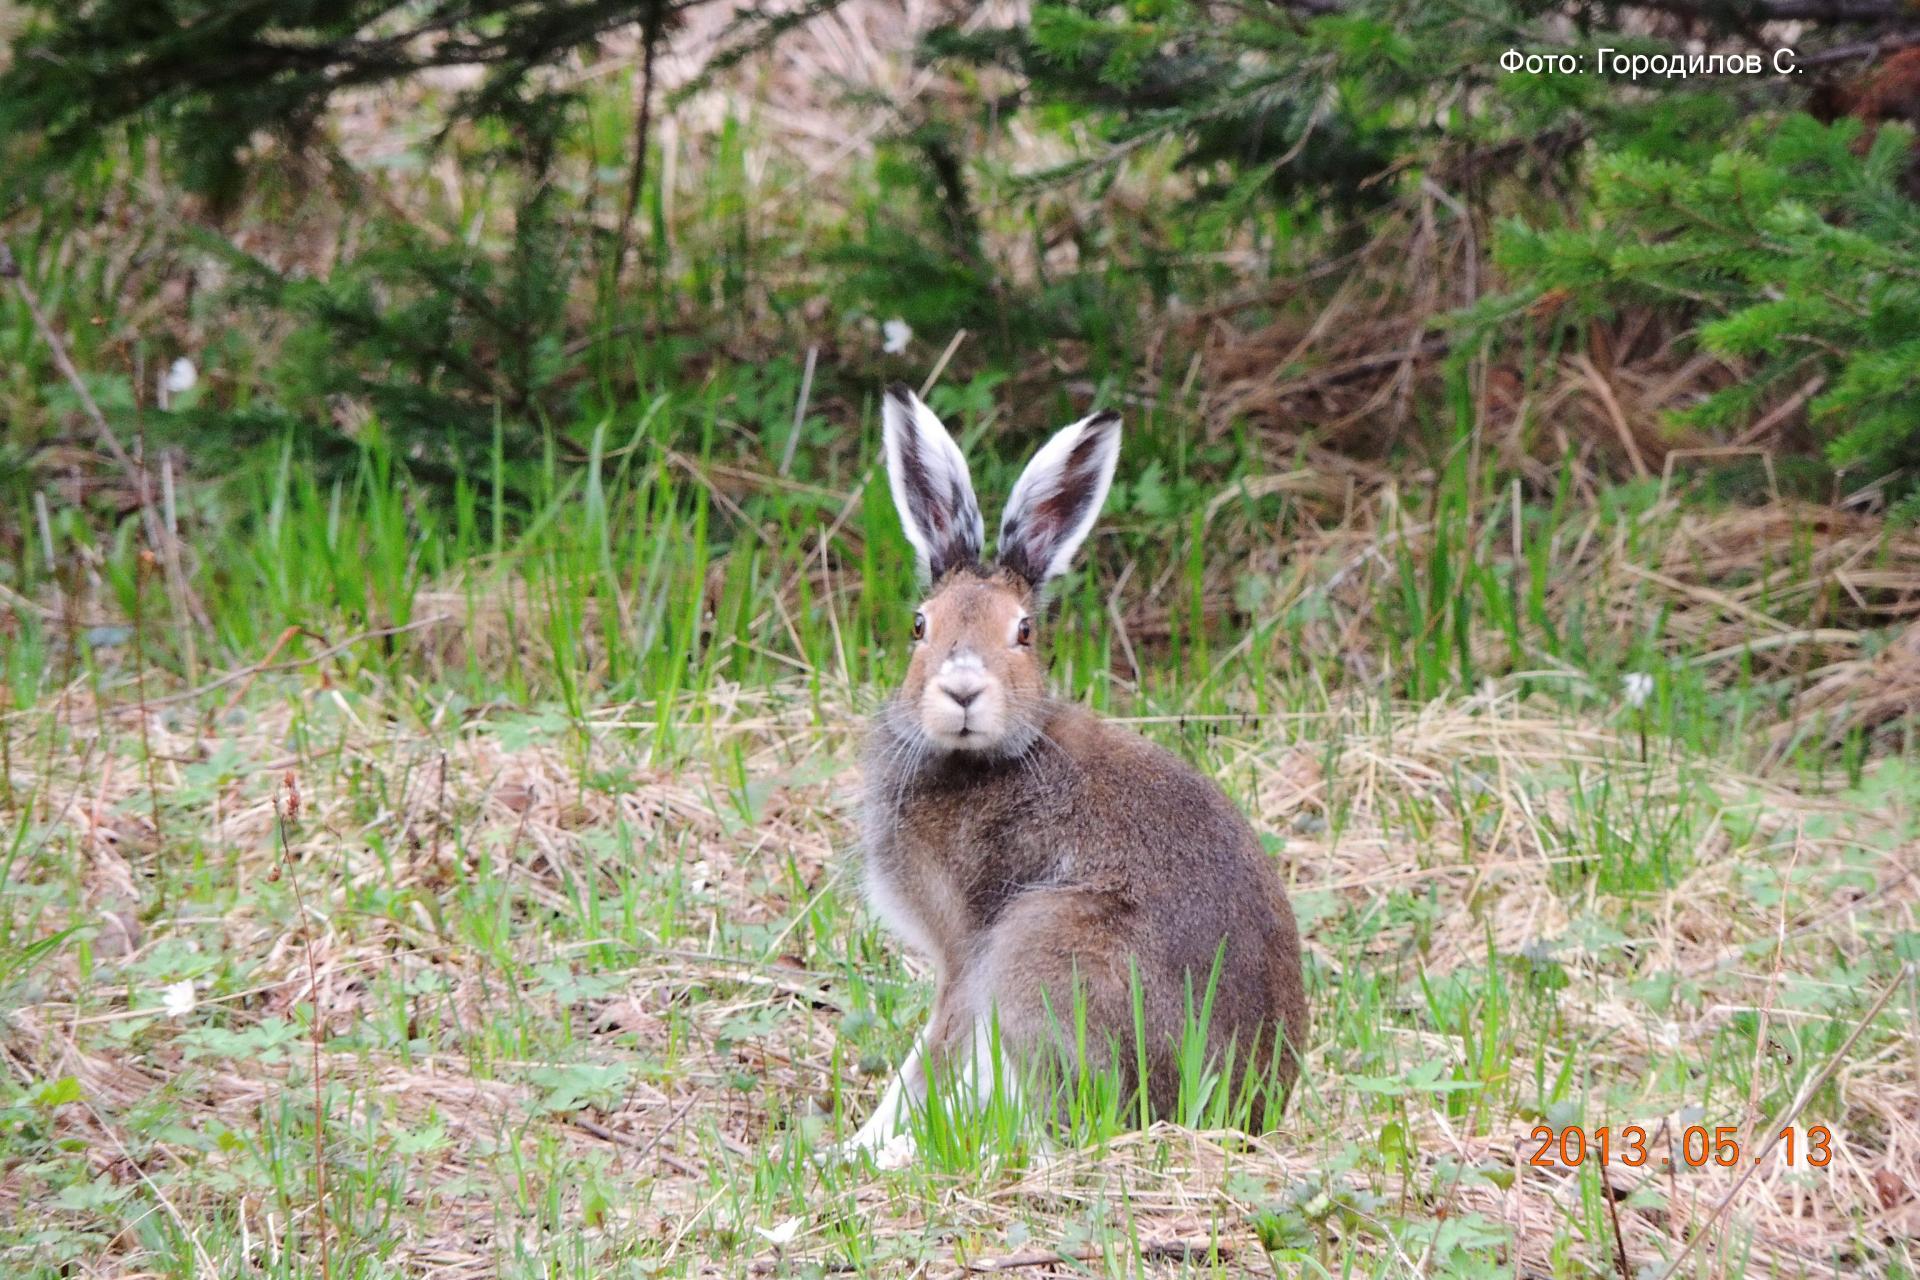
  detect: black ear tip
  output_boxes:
[1087,410,1121,432]
[885,382,917,407]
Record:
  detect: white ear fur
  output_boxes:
[880,384,984,583]
[997,410,1121,588]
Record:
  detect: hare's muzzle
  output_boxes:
[920,650,1006,748]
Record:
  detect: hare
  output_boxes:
[842,384,1307,1160]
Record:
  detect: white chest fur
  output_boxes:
[862,852,956,979]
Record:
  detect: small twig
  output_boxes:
[1651,963,1912,1280]
[573,1092,700,1165]
[611,1,666,294]
[33,490,56,578]
[1106,559,1141,682]
[218,625,309,718]
[3,241,210,649]
[131,549,166,859]
[1744,840,1801,1156]
[1792,29,1920,70]
[966,1238,1233,1272]
[1601,1161,1632,1280]
[0,240,165,553]
[430,750,449,873]
[81,1100,218,1280]
[130,616,445,713]
[272,776,331,1280]
[0,680,12,811]
[1734,375,1825,447]
[160,453,202,677]
[747,1237,1236,1277]
[780,346,818,477]
[1575,354,1651,480]
[920,330,968,399]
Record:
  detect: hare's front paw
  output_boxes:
[817,1126,916,1170]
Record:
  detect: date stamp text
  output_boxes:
[1526,1124,1834,1169]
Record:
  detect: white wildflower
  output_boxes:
[161,979,196,1019]
[164,358,198,394]
[881,318,912,355]
[1621,672,1654,709]
[754,1217,801,1247]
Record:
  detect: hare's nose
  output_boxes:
[938,671,985,708]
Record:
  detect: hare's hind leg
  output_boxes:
[973,889,1163,1115]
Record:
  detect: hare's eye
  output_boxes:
[1015,616,1033,648]
[911,612,927,642]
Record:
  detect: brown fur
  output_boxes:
[861,565,1308,1123]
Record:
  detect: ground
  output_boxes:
[2,634,1915,1277]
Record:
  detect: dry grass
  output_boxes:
[2,657,1915,1275]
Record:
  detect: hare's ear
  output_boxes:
[881,383,984,584]
[997,410,1121,590]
